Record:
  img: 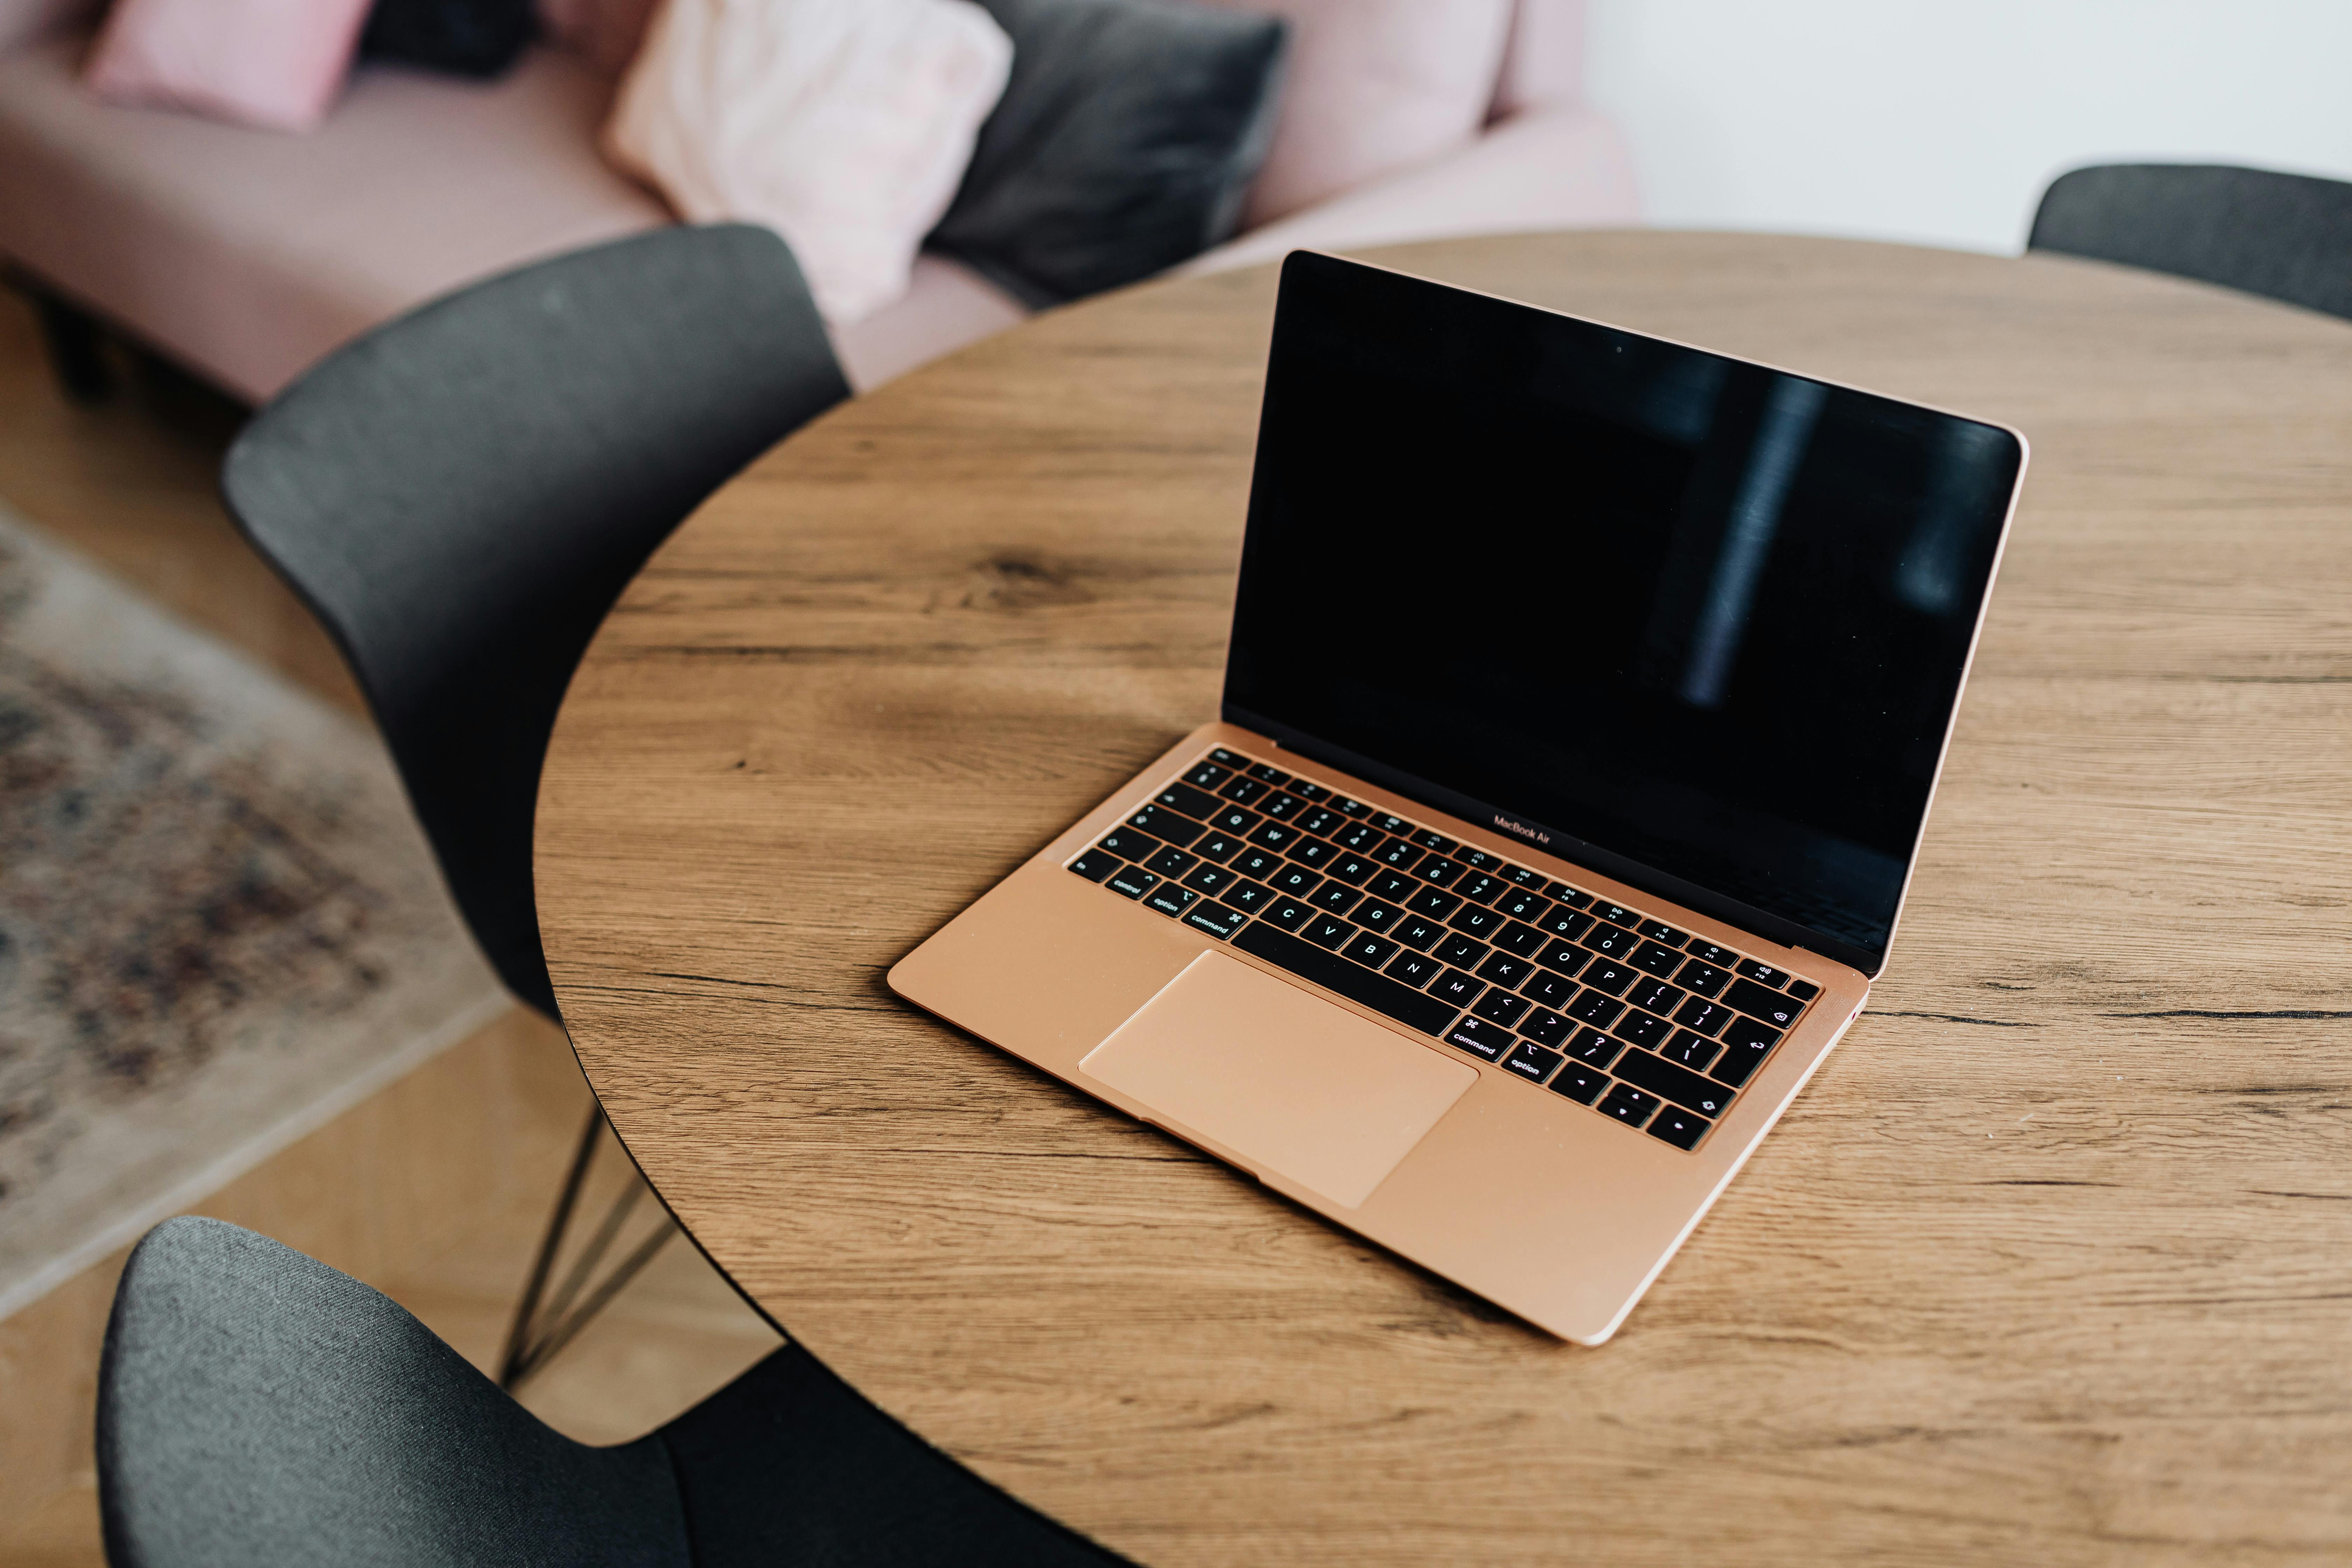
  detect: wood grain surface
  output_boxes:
[536,233,2352,1566]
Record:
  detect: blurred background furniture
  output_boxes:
[2028,162,2352,322]
[221,223,849,1388]
[99,1216,1122,1566]
[0,0,1634,401]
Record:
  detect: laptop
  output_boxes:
[889,251,2028,1344]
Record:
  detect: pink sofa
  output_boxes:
[0,0,1636,400]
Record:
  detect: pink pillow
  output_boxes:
[536,0,661,76]
[83,0,372,133]
[603,0,1011,326]
[1198,0,1514,229]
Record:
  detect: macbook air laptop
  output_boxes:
[889,251,2028,1344]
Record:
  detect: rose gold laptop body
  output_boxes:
[889,256,2025,1345]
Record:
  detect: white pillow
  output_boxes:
[603,0,1012,326]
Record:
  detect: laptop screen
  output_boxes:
[1223,253,2024,974]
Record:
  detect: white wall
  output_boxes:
[1583,0,2352,254]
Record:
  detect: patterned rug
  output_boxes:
[0,505,507,1319]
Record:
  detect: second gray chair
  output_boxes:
[2028,162,2352,322]
[220,224,851,1385]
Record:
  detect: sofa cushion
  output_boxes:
[930,0,1288,308]
[84,0,376,134]
[602,0,1011,327]
[1197,0,1513,229]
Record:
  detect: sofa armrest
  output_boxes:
[1182,103,1638,278]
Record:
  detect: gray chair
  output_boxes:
[2028,163,2352,322]
[98,1217,1126,1568]
[220,224,851,1386]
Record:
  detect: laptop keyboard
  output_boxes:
[1064,746,1822,1153]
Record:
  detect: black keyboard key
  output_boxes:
[1673,997,1731,1037]
[1183,761,1231,791]
[1353,900,1399,932]
[1219,777,1268,806]
[1539,943,1593,981]
[1712,1017,1782,1087]
[1189,831,1246,865]
[1248,821,1300,852]
[1311,883,1362,916]
[1298,807,1343,837]
[1288,838,1337,869]
[1503,1042,1563,1084]
[1626,979,1685,1016]
[1068,849,1119,883]
[1598,1083,1658,1127]
[1414,857,1465,888]
[1223,879,1272,913]
[1334,821,1382,852]
[1446,1016,1512,1062]
[1260,792,1307,820]
[1548,1063,1608,1104]
[1446,904,1505,941]
[1146,845,1198,878]
[1724,979,1806,1030]
[1393,916,1444,951]
[1209,805,1262,836]
[1231,847,1283,881]
[1564,1029,1620,1068]
[1612,1048,1735,1119]
[1787,979,1820,1002]
[1372,813,1413,836]
[1564,952,1625,992]
[1155,782,1222,819]
[1107,866,1158,900]
[1456,872,1507,905]
[1735,958,1789,986]
[1522,970,1579,1010]
[1674,960,1730,997]
[1232,922,1463,1037]
[1342,931,1399,969]
[1472,988,1530,1027]
[1184,901,1247,941]
[1414,830,1458,853]
[1376,839,1426,871]
[1247,763,1290,785]
[1457,847,1498,872]
[1503,863,1545,887]
[1476,951,1535,989]
[1435,934,1489,969]
[1369,870,1417,902]
[1385,950,1441,988]
[1545,883,1594,909]
[1406,888,1461,920]
[1631,940,1685,978]
[1494,920,1546,958]
[1128,804,1203,848]
[1646,1108,1710,1150]
[1593,902,1640,928]
[1617,1009,1673,1051]
[1567,989,1625,1028]
[1536,908,1594,941]
[1331,796,1372,819]
[1495,888,1550,922]
[1325,853,1378,886]
[1207,747,1249,767]
[1304,914,1354,949]
[1687,941,1738,968]
[1429,968,1486,1008]
[1584,924,1639,960]
[1265,898,1312,931]
[1266,864,1321,898]
[1519,1008,1573,1048]
[1638,919,1689,946]
[1182,863,1238,898]
[1144,885,1197,918]
[1289,780,1330,803]
[1661,1030,1722,1071]
[1095,825,1158,860]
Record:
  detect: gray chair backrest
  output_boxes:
[2028,162,2352,321]
[222,225,849,1016]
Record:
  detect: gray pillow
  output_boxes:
[929,0,1289,308]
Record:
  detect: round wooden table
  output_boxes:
[538,233,2352,1566]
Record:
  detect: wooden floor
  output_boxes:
[0,288,780,1567]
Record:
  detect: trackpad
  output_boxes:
[1078,951,1477,1209]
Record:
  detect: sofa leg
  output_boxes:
[29,287,116,404]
